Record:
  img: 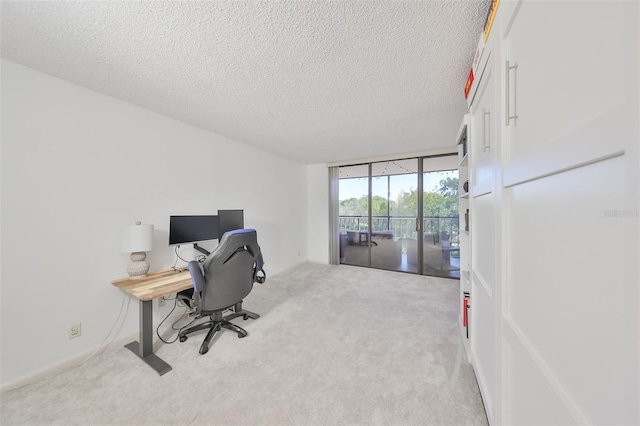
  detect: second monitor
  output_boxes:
[218,209,244,239]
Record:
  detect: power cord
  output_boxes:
[174,245,189,265]
[155,296,237,345]
[155,296,198,344]
[4,294,133,393]
[79,293,132,366]
[173,245,206,268]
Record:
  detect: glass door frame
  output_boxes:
[335,153,458,278]
[416,159,424,274]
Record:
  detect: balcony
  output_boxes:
[338,215,460,277]
[339,215,460,245]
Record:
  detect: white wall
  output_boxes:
[0,59,308,387]
[306,164,329,264]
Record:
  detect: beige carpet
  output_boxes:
[0,262,487,425]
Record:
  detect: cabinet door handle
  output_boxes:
[505,60,519,126]
[483,109,490,152]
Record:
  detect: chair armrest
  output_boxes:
[187,260,205,291]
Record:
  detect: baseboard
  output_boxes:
[0,332,136,394]
[471,351,493,424]
[0,309,199,393]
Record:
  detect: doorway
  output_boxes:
[336,154,459,278]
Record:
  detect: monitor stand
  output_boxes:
[192,244,211,256]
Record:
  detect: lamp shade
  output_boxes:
[121,222,154,253]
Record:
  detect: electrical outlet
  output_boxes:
[69,323,81,339]
[158,296,166,307]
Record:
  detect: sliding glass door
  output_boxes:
[421,156,460,278]
[370,160,418,272]
[338,161,419,272]
[338,164,369,267]
[337,154,458,278]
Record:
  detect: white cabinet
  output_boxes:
[503,1,630,168]
[467,23,501,424]
[500,1,639,425]
[463,1,639,424]
[469,47,496,191]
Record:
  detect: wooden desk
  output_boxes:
[112,268,193,375]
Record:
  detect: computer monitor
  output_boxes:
[218,209,244,239]
[169,215,219,247]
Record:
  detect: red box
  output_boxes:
[464,69,474,99]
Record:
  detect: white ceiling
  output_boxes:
[1,1,490,165]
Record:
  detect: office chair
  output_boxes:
[177,228,266,355]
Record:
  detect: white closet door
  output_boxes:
[503,1,629,167]
[469,52,495,191]
[469,28,501,423]
[502,1,639,424]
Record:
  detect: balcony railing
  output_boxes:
[339,215,460,245]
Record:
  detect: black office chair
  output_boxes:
[177,228,266,355]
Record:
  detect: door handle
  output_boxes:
[482,109,490,152]
[505,60,519,126]
[415,218,421,232]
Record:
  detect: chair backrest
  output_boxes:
[191,228,264,313]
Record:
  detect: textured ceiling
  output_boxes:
[1,1,490,164]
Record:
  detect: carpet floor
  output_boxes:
[1,262,487,425]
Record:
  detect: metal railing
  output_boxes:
[339,215,459,245]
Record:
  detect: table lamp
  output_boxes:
[121,221,154,279]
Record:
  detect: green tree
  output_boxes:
[371,195,390,216]
[422,176,460,238]
[423,192,449,216]
[437,177,459,198]
[339,197,367,216]
[393,189,418,217]
[339,195,393,217]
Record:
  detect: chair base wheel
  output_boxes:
[179,306,257,354]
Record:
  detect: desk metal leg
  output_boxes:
[124,299,172,375]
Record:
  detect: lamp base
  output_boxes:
[128,252,150,279]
